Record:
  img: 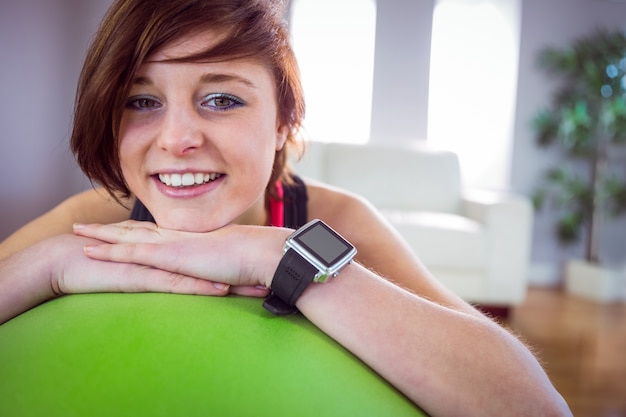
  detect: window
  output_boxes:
[289,0,376,144]
[427,0,521,189]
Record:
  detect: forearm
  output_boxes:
[0,239,57,324]
[296,264,571,417]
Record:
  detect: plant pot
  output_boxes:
[564,259,625,302]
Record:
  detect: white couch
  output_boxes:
[293,142,533,307]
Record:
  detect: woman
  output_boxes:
[0,0,571,416]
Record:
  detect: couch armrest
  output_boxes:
[461,189,533,305]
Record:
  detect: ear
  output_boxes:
[275,124,289,151]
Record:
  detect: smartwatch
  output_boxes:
[263,219,357,316]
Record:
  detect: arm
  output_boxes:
[0,231,236,324]
[304,184,570,415]
[0,188,131,322]
[0,190,246,324]
[73,218,572,417]
[298,265,569,416]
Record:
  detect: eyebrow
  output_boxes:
[131,73,258,89]
[200,73,258,88]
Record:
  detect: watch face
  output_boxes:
[292,221,354,267]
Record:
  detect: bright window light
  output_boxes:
[289,0,376,144]
[427,0,521,189]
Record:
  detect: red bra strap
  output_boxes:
[269,180,284,227]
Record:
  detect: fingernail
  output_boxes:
[213,283,229,290]
[83,245,94,254]
[73,223,84,230]
[255,285,268,290]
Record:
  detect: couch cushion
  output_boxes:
[322,143,462,213]
[292,140,328,180]
[382,210,486,270]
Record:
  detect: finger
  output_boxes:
[80,226,269,288]
[83,241,240,286]
[229,285,270,297]
[125,267,231,295]
[73,221,162,244]
[83,241,171,268]
[61,259,230,297]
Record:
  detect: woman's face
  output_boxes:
[119,31,287,232]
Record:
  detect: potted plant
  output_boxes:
[531,28,626,300]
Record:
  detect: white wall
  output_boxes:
[427,0,522,190]
[369,0,435,144]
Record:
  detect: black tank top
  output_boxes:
[129,174,309,229]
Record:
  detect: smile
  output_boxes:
[158,172,223,187]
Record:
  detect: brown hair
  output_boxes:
[71,0,305,201]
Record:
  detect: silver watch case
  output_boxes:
[284,219,357,283]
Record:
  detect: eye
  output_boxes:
[126,96,162,110]
[202,93,245,111]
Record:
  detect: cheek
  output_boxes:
[233,115,281,171]
[117,125,148,190]
[233,142,276,188]
[118,138,136,176]
[118,121,134,167]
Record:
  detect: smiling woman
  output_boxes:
[118,45,286,231]
[0,1,572,416]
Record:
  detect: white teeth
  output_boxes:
[158,173,171,186]
[158,172,221,187]
[171,174,183,187]
[181,173,194,186]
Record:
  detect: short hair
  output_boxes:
[71,0,305,201]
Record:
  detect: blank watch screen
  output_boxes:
[295,222,352,266]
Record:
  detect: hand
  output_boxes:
[1,225,277,325]
[45,233,232,298]
[72,221,291,297]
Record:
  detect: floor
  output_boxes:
[506,287,626,417]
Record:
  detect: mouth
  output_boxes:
[157,172,223,188]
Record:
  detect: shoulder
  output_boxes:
[304,178,376,228]
[303,178,404,265]
[64,188,134,222]
[303,177,471,312]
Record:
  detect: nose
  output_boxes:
[156,102,205,156]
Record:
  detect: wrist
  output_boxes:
[0,237,64,324]
[263,220,357,315]
[265,227,294,288]
[239,226,292,289]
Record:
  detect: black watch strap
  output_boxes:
[263,248,319,316]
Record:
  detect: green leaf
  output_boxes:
[532,111,559,146]
[556,213,582,245]
[545,167,567,183]
[604,178,626,216]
